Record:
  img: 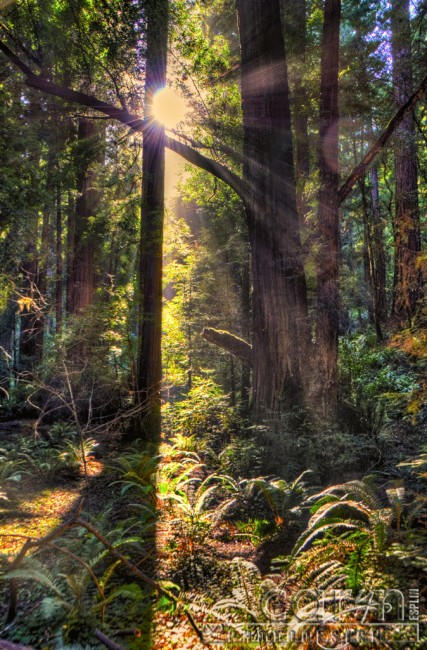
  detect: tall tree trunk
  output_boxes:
[282,0,310,223]
[369,164,387,324]
[391,0,422,321]
[236,0,310,420]
[359,176,376,325]
[19,98,42,367]
[66,190,76,317]
[56,181,63,334]
[35,147,56,358]
[313,0,341,419]
[66,118,103,315]
[240,255,251,413]
[135,0,168,441]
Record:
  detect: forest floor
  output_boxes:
[0,423,269,649]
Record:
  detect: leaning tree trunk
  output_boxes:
[135,0,168,442]
[312,0,341,419]
[391,0,422,322]
[236,0,310,420]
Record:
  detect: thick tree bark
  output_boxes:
[391,0,422,321]
[313,0,341,418]
[282,0,310,223]
[66,118,103,315]
[240,258,251,412]
[236,0,310,418]
[135,0,168,441]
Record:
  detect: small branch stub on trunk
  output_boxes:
[201,327,253,365]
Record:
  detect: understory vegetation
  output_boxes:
[0,333,426,648]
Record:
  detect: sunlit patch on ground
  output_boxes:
[84,457,104,477]
[151,612,207,650]
[0,486,81,555]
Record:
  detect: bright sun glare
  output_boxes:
[153,87,188,130]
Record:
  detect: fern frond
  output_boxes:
[5,565,69,606]
[294,521,362,555]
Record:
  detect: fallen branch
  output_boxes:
[6,500,84,623]
[0,641,34,650]
[75,518,206,644]
[5,511,207,645]
[94,630,125,650]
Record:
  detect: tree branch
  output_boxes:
[0,641,34,650]
[0,38,35,76]
[165,135,247,200]
[6,500,84,623]
[94,630,125,650]
[338,71,427,204]
[170,129,245,167]
[201,327,253,365]
[0,20,42,67]
[0,39,247,202]
[75,518,205,643]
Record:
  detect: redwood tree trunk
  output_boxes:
[135,0,168,441]
[282,0,310,223]
[236,0,309,419]
[391,0,422,321]
[313,0,341,418]
[240,256,251,413]
[56,181,63,334]
[66,118,103,315]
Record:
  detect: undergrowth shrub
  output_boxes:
[190,558,280,642]
[163,377,237,451]
[339,333,418,428]
[218,435,263,478]
[205,471,427,648]
[19,436,96,480]
[0,447,24,509]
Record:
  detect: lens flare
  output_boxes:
[152,87,188,130]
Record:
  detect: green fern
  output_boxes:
[294,478,393,556]
[4,557,71,608]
